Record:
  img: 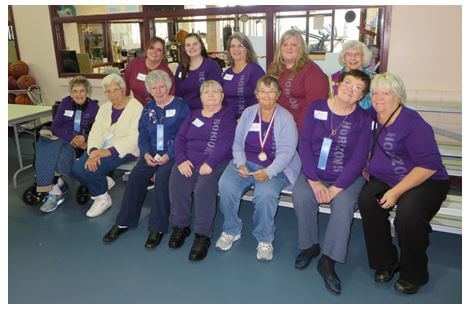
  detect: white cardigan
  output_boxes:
[87,97,143,158]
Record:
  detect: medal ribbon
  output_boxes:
[258,107,277,152]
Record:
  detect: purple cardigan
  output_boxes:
[51,96,99,143]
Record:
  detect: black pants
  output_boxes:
[358,176,449,286]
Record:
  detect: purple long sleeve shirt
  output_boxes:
[51,96,99,143]
[174,107,236,168]
[368,106,449,187]
[175,58,223,110]
[222,62,265,118]
[299,99,372,189]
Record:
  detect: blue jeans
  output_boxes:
[292,173,365,263]
[71,152,134,197]
[35,136,76,192]
[218,160,290,243]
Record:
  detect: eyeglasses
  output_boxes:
[344,52,363,58]
[341,79,365,94]
[257,90,277,97]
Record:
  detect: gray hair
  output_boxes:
[370,72,407,103]
[339,40,373,68]
[145,70,173,92]
[101,73,126,92]
[68,75,92,95]
[200,80,223,94]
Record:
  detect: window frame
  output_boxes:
[49,5,391,78]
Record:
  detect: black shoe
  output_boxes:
[375,264,399,283]
[188,234,211,261]
[394,279,424,294]
[145,230,163,249]
[317,255,341,295]
[168,226,191,249]
[295,244,321,270]
[103,225,128,243]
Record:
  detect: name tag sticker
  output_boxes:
[178,72,182,78]
[192,118,204,128]
[64,110,74,117]
[136,73,146,81]
[165,109,176,118]
[223,74,234,81]
[314,110,328,120]
[249,123,261,132]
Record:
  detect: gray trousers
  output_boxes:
[169,162,227,237]
[292,173,365,263]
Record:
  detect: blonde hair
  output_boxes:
[371,72,407,103]
[200,80,223,94]
[267,29,309,78]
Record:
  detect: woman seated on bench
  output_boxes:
[36,76,99,213]
[102,70,190,247]
[292,70,372,295]
[71,73,142,218]
[358,72,450,294]
[216,75,301,261]
[168,80,236,261]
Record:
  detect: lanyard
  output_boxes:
[369,104,401,161]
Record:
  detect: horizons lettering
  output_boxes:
[204,118,221,155]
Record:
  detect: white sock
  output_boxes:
[49,183,62,196]
[93,192,109,201]
[57,177,64,187]
[118,225,128,229]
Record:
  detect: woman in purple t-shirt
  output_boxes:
[222,32,265,118]
[175,33,223,111]
[292,70,372,295]
[358,72,450,294]
[169,80,236,262]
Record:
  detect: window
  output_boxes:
[50,5,390,78]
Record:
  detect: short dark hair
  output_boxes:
[339,69,371,96]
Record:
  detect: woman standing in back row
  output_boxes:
[268,29,329,129]
[175,33,223,111]
[124,37,175,106]
[222,32,265,119]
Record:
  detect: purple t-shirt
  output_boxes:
[299,99,372,189]
[174,107,236,168]
[175,58,223,110]
[107,107,125,157]
[368,106,449,187]
[222,62,265,118]
[245,114,276,167]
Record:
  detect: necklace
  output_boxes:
[330,112,350,137]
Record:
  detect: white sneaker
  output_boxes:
[256,242,273,261]
[215,232,241,251]
[106,176,115,190]
[86,193,112,218]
